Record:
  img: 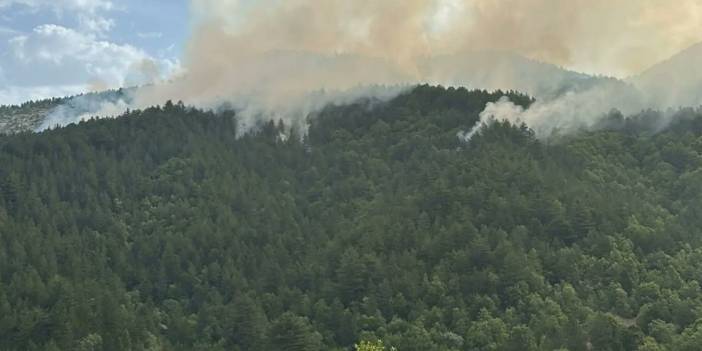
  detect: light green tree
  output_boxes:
[355,339,396,351]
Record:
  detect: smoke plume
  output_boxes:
[41,0,702,137]
[184,0,702,78]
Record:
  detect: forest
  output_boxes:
[1,85,702,350]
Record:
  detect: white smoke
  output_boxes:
[38,91,132,131]
[33,0,702,138]
[459,77,652,140]
[458,96,525,141]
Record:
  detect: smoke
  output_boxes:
[132,51,414,134]
[38,0,702,137]
[444,0,702,78]
[460,77,652,140]
[461,89,634,140]
[629,43,702,108]
[199,0,702,77]
[459,96,525,141]
[38,90,133,131]
[124,0,437,133]
[183,0,702,78]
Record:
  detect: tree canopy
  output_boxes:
[0,85,701,350]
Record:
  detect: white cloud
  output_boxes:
[0,0,116,35]
[10,25,150,84]
[0,24,178,105]
[78,14,115,35]
[0,0,185,106]
[0,0,113,13]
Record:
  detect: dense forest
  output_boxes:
[2,85,702,350]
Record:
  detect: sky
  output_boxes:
[0,0,189,105]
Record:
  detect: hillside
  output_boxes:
[0,51,639,135]
[424,51,629,98]
[0,98,64,134]
[629,42,702,108]
[2,86,702,350]
[0,89,131,134]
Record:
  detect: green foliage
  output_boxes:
[0,86,701,350]
[269,313,322,351]
[356,339,396,351]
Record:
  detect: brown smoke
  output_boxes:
[66,0,702,135]
[183,0,702,79]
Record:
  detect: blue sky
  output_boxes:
[0,0,190,104]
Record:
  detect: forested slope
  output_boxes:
[0,98,63,134]
[1,86,702,350]
[0,89,131,134]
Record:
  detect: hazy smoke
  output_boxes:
[185,0,702,78]
[39,0,702,137]
[460,77,652,140]
[39,91,132,130]
[629,43,702,108]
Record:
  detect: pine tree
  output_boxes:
[269,313,322,351]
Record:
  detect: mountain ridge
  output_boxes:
[0,50,628,134]
[628,41,702,108]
